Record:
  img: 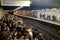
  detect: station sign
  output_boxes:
[1,0,31,7]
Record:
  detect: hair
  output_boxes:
[17,32,23,39]
[0,32,7,40]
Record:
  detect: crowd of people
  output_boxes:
[0,14,46,40]
[29,10,60,23]
[30,13,57,22]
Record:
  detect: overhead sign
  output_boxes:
[1,0,31,6]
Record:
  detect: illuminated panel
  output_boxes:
[1,0,31,6]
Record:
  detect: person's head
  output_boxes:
[0,32,7,40]
[13,28,17,32]
[4,26,10,31]
[18,22,21,25]
[38,33,45,39]
[17,32,23,39]
[0,20,3,24]
[2,17,5,21]
[3,23,7,26]
[39,33,43,36]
